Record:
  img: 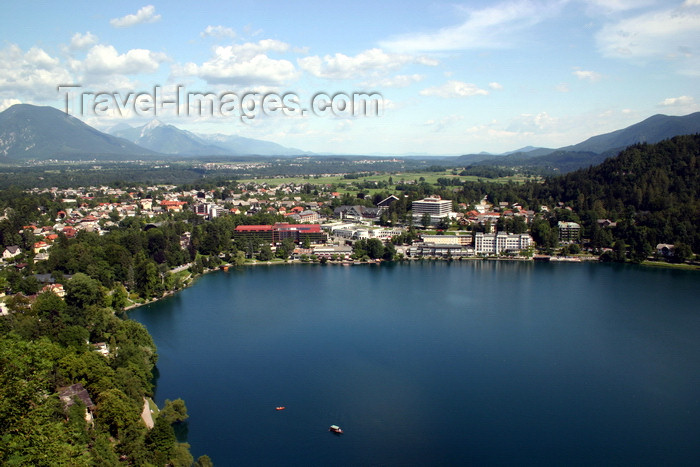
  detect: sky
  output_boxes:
[0,0,699,155]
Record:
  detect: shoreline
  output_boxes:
[123,254,697,313]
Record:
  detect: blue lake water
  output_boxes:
[129,261,700,466]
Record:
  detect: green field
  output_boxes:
[238,170,536,195]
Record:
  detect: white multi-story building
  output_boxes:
[412,196,452,217]
[421,234,472,246]
[412,196,455,225]
[474,232,532,255]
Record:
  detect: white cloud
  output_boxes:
[110,5,161,28]
[573,69,602,82]
[596,2,700,70]
[507,112,558,132]
[69,32,98,50]
[658,95,699,113]
[489,82,504,90]
[298,48,437,80]
[185,41,297,85]
[381,0,565,52]
[660,95,695,106]
[0,98,22,112]
[83,44,167,75]
[0,45,72,99]
[420,81,489,98]
[582,0,656,14]
[201,25,237,39]
[424,114,464,132]
[364,74,424,88]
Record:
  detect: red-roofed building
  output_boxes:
[160,200,187,212]
[233,223,326,245]
[33,241,49,254]
[42,283,65,298]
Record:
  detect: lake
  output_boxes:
[129,261,700,466]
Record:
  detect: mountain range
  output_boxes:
[108,120,309,156]
[0,103,699,169]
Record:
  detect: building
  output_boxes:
[377,195,399,209]
[412,196,452,219]
[474,232,533,255]
[420,234,473,246]
[233,223,327,245]
[2,245,21,260]
[334,205,381,221]
[312,245,354,259]
[656,243,675,258]
[558,221,581,243]
[410,242,474,258]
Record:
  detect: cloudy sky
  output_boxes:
[1,0,699,155]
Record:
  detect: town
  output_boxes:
[4,169,691,318]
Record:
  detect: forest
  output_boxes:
[530,134,700,260]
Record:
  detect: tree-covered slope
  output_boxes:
[535,134,700,257]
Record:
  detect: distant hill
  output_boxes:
[110,120,310,156]
[110,120,230,156]
[561,112,700,154]
[0,104,157,160]
[469,112,700,172]
[196,132,310,156]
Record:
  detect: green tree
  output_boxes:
[145,416,176,465]
[366,238,385,259]
[111,283,128,311]
[257,244,273,261]
[195,455,214,467]
[276,237,295,259]
[135,258,160,299]
[673,243,692,263]
[95,389,141,437]
[65,273,105,309]
[160,398,189,424]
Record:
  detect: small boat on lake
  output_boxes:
[275,406,285,411]
[329,425,343,434]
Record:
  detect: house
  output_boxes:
[92,342,111,357]
[656,243,675,257]
[58,383,96,423]
[41,283,65,298]
[33,241,50,254]
[2,245,21,260]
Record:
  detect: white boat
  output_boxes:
[329,424,343,434]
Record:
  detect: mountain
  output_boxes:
[472,112,700,173]
[196,133,310,156]
[561,112,700,154]
[111,120,310,156]
[110,120,230,156]
[501,146,554,157]
[0,104,157,160]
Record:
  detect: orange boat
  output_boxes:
[275,406,285,411]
